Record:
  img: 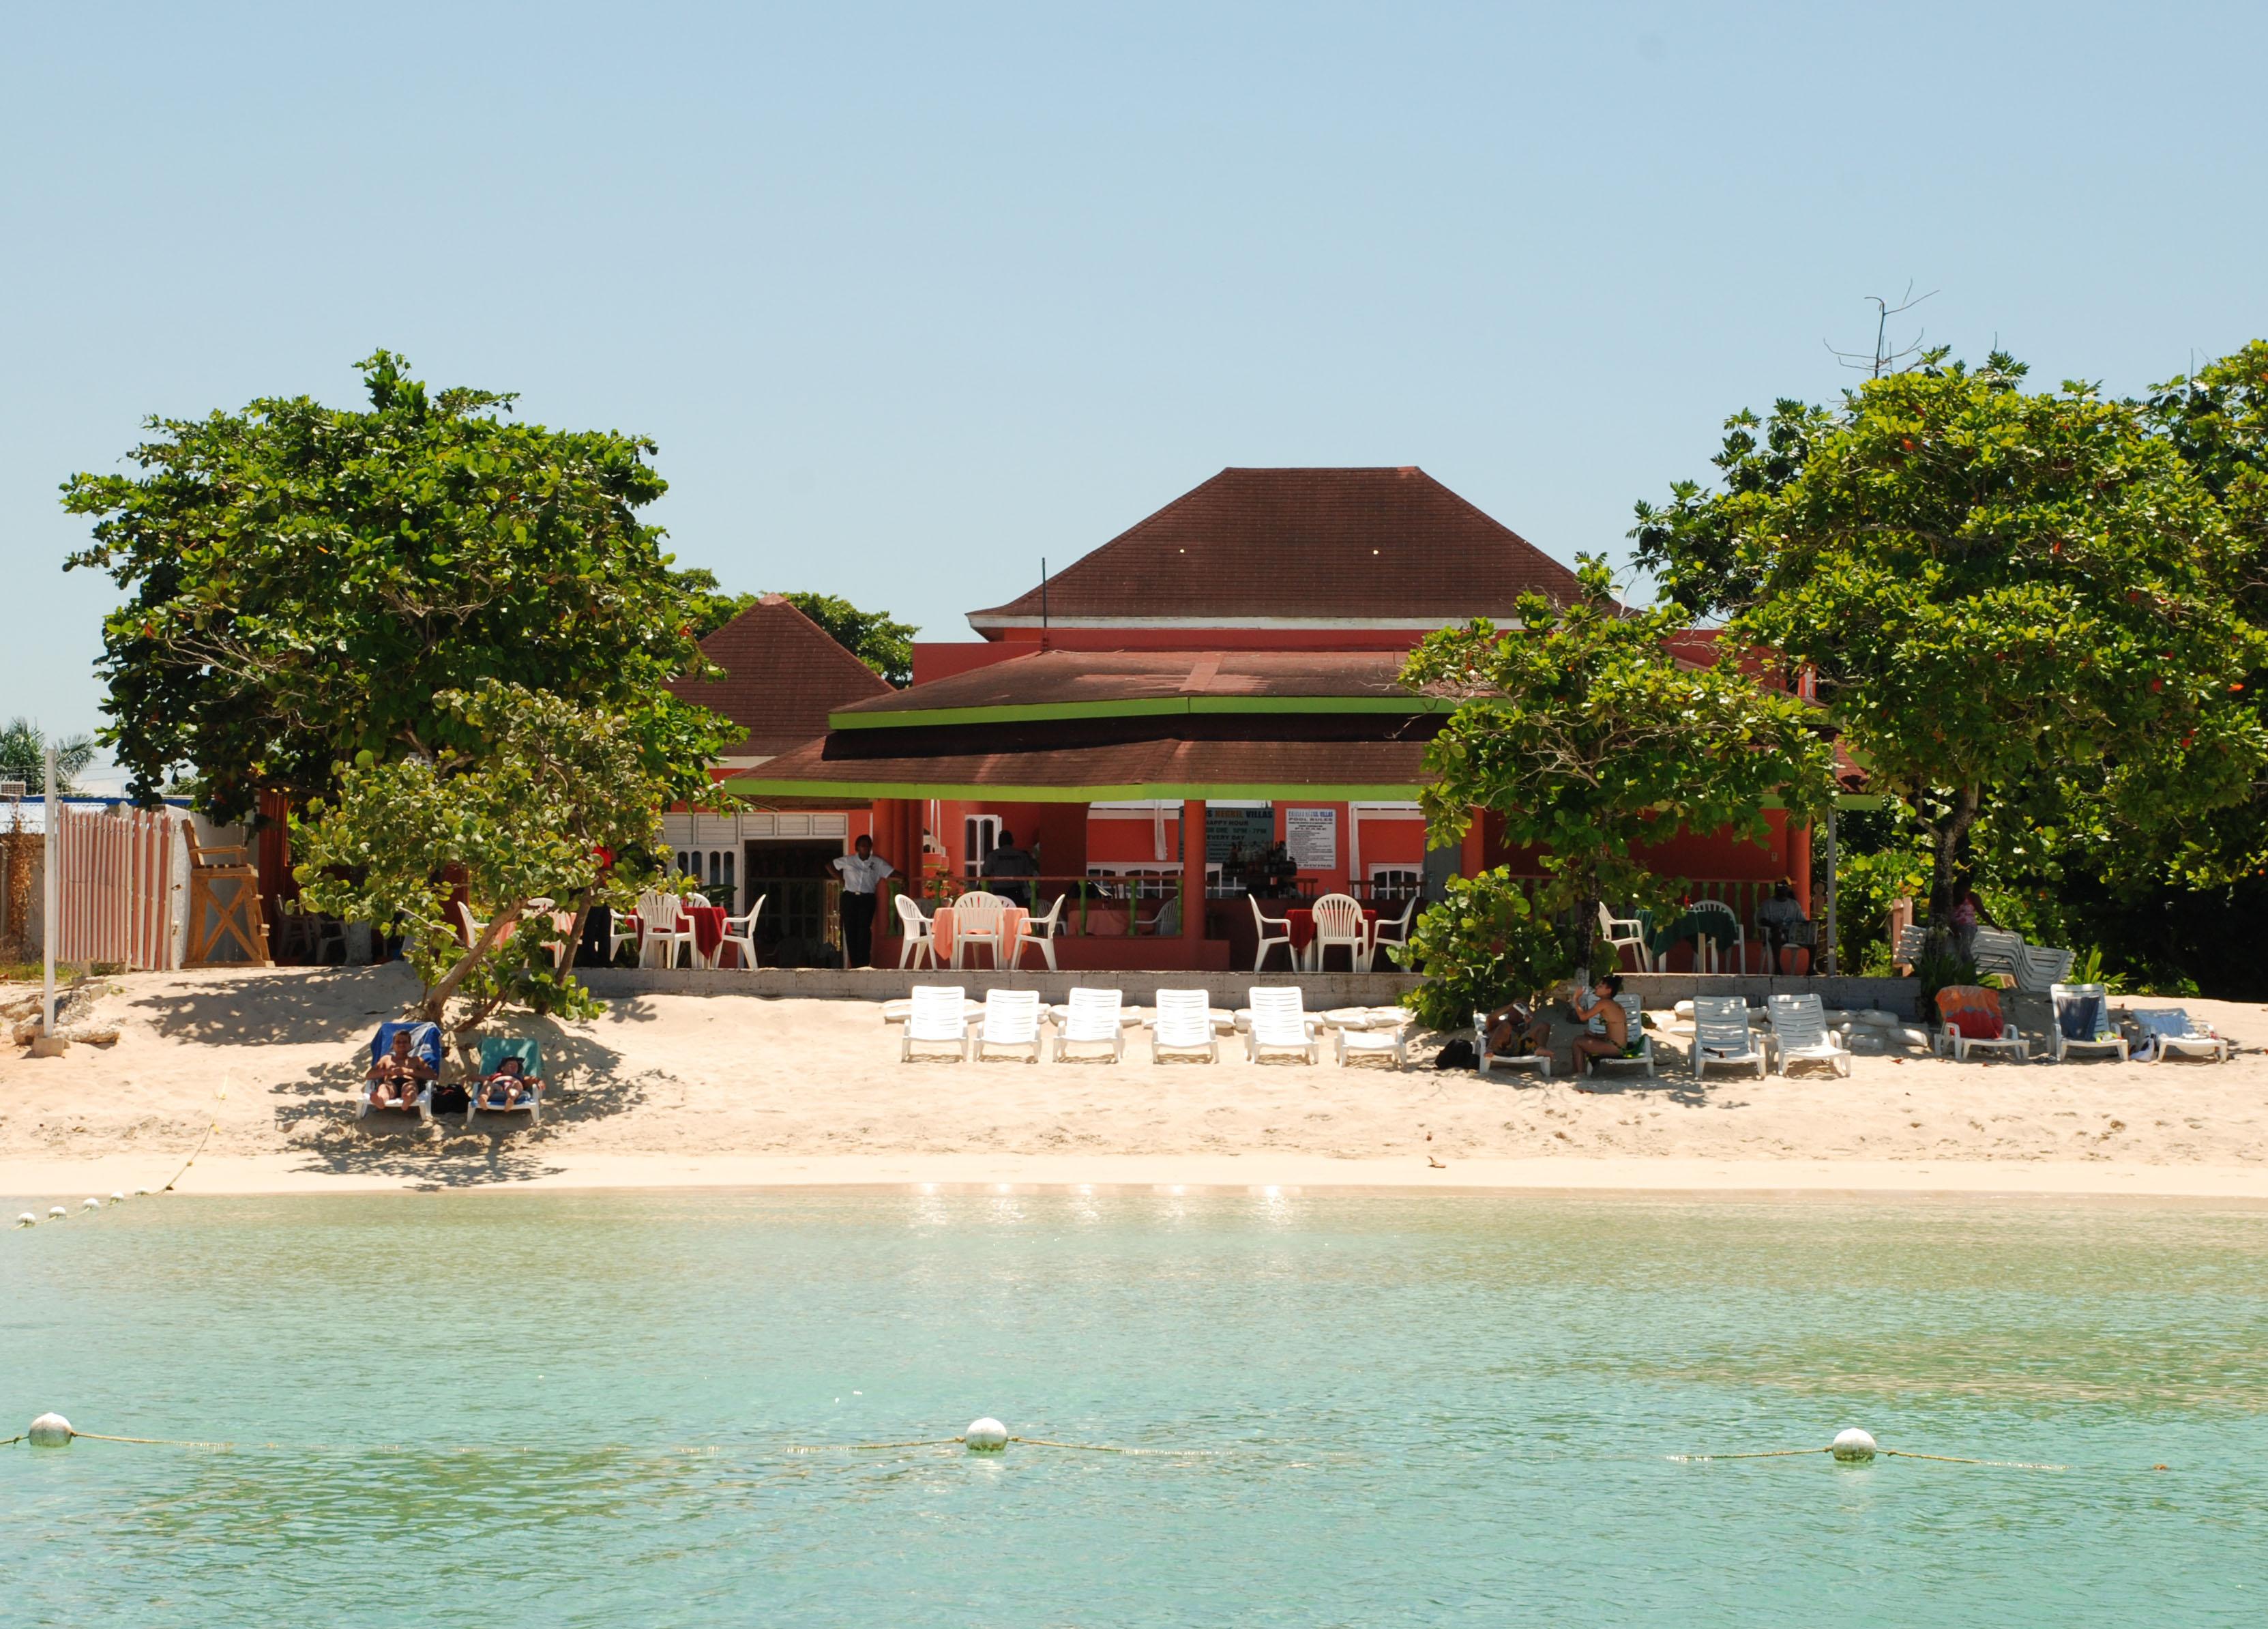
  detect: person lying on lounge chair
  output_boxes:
[1482,998,1553,1061]
[366,1031,434,1110]
[475,1054,542,1111]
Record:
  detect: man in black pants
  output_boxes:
[830,834,895,968]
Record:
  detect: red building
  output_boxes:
[724,467,1816,971]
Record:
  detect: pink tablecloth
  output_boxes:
[933,905,1029,967]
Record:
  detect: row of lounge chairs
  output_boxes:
[355,1021,553,1127]
[1943,982,2231,1063]
[894,986,1410,1066]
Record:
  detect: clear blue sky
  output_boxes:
[5,2,2262,787]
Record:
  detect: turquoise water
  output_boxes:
[3,1191,2264,1626]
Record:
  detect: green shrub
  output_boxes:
[1393,868,1573,1032]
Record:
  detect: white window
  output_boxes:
[963,815,1001,877]
[1368,866,1422,901]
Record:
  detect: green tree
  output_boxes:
[1634,352,2268,940]
[293,681,730,1036]
[679,571,917,686]
[1400,557,1838,980]
[0,719,97,794]
[1392,868,1571,1031]
[62,351,722,822]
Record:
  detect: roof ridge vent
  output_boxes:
[1179,655,1223,693]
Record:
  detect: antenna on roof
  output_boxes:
[1040,557,1049,647]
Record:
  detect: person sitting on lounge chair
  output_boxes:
[1569,975,1630,1074]
[366,1030,434,1111]
[1482,997,1552,1061]
[475,1053,542,1111]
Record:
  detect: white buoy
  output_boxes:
[964,1417,1009,1452]
[14,1212,34,1227]
[47,1205,66,1220]
[80,1197,100,1212]
[1831,1427,1878,1462]
[28,1413,72,1448]
[108,1192,125,1205]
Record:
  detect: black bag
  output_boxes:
[431,1084,470,1114]
[1435,1039,1477,1070]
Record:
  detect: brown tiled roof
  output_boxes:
[738,732,1431,795]
[968,467,1587,626]
[668,595,895,759]
[836,649,1422,716]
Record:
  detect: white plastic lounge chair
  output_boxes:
[465,1038,548,1128]
[1932,986,2028,1063]
[1690,995,1767,1081]
[2130,1008,2229,1063]
[1245,986,1319,1064]
[1366,896,1418,970]
[636,890,696,969]
[1018,893,1065,971]
[1250,896,1295,972]
[1473,1008,1552,1078]
[1151,988,1219,1063]
[1053,987,1127,1062]
[714,894,763,970]
[1582,991,1655,1078]
[357,1021,439,1124]
[973,989,1042,1063]
[1598,904,1651,972]
[1308,894,1370,973]
[900,985,971,1061]
[948,891,1010,969]
[2048,983,2127,1063]
[1766,993,1853,1076]
[1335,1015,1409,1068]
[894,894,936,969]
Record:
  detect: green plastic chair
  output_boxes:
[468,1037,546,1127]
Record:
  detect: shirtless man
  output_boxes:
[1480,998,1554,1063]
[365,1030,434,1111]
[1569,975,1630,1080]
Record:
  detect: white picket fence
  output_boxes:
[57,804,179,971]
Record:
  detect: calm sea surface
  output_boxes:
[2,1190,2263,1626]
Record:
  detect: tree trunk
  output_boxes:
[1921,787,1981,957]
[420,905,524,1026]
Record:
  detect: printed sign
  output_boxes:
[1283,807,1338,870]
[1206,805,1275,863]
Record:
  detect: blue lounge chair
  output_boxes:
[359,1020,442,1124]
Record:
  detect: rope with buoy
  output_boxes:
[11,1076,228,1229]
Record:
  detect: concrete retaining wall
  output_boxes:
[1621,973,1921,1018]
[582,967,1425,1008]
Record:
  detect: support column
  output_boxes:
[1791,817,1812,915]
[1460,811,1486,879]
[1181,799,1206,953]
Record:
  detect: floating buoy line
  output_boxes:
[12,1078,226,1229]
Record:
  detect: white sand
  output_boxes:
[3,965,2265,1203]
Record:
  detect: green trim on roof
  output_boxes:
[827,694,1444,730]
[726,775,1429,804]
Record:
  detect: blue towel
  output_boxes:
[371,1021,443,1071]
[2055,994,2106,1043]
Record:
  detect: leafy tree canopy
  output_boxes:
[1632,350,2268,929]
[1401,557,1838,977]
[680,572,917,687]
[293,681,722,1036]
[63,351,724,823]
[0,719,97,795]
[1393,868,1572,1031]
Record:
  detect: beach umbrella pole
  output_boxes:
[42,746,57,1036]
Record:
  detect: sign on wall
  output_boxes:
[1284,807,1338,870]
[1205,805,1275,862]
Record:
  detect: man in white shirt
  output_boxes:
[830,834,895,967]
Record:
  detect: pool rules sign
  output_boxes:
[1284,807,1338,870]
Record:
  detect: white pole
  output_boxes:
[42,746,58,1035]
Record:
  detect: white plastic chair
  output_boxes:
[710,894,763,970]
[894,894,936,969]
[1308,894,1370,973]
[1767,993,1853,1076]
[1582,991,1656,1078]
[1053,987,1126,1062]
[636,890,696,969]
[2047,983,2126,1063]
[1687,899,1742,973]
[948,891,1010,969]
[2131,1008,2229,1063]
[1250,896,1295,972]
[1366,896,1418,970]
[1932,987,2028,1063]
[973,988,1042,1063]
[1690,995,1766,1081]
[1597,903,1651,972]
[1245,986,1318,1064]
[900,985,971,1061]
[1018,892,1064,971]
[1151,988,1219,1063]
[1473,1008,1551,1078]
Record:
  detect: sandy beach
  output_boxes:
[3,964,2265,1203]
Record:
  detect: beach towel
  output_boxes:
[2130,1009,2211,1061]
[1934,986,2005,1042]
[2055,992,2108,1044]
[371,1021,443,1072]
